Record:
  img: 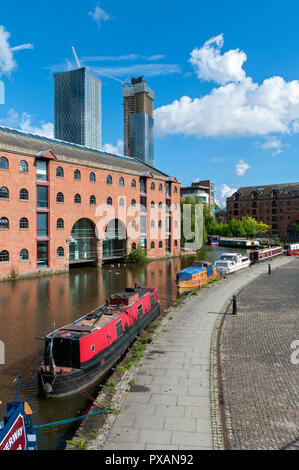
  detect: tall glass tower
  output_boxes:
[123,77,154,167]
[54,67,101,150]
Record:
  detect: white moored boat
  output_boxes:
[215,252,250,274]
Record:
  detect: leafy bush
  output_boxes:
[125,245,149,264]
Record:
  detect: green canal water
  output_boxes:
[0,245,250,450]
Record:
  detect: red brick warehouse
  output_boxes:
[226,184,299,239]
[0,126,181,280]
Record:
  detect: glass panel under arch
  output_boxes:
[103,219,126,260]
[69,218,96,263]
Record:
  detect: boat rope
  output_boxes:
[33,409,113,429]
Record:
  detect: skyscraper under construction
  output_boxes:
[123,77,154,167]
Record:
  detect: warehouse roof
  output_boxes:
[0,125,173,180]
[229,183,299,198]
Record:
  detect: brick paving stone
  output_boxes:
[221,259,299,450]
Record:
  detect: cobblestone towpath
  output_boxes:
[221,257,299,450]
[83,255,292,451]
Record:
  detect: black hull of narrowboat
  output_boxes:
[37,303,160,398]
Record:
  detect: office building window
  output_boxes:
[56,166,64,177]
[90,195,96,205]
[74,169,81,180]
[131,179,136,188]
[0,157,9,169]
[0,250,9,262]
[0,217,9,230]
[37,242,48,269]
[74,194,81,204]
[37,185,48,208]
[90,172,96,182]
[119,177,124,186]
[20,188,29,200]
[57,218,64,229]
[107,175,112,184]
[0,187,9,199]
[19,160,28,173]
[20,249,29,261]
[37,213,48,238]
[57,247,64,258]
[36,160,47,182]
[20,217,29,229]
[57,192,64,203]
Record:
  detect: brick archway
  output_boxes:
[69,218,97,264]
[286,219,299,239]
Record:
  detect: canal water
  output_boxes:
[0,245,250,450]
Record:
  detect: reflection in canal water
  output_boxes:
[0,245,250,449]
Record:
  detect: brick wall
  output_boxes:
[0,150,181,279]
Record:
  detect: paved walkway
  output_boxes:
[90,256,292,450]
[221,258,299,450]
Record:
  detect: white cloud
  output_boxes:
[102,139,124,155]
[189,34,246,85]
[155,34,299,140]
[235,159,250,176]
[0,25,16,76]
[0,25,33,77]
[11,43,34,52]
[216,184,236,208]
[20,112,54,138]
[89,6,110,28]
[257,137,287,155]
[0,108,54,138]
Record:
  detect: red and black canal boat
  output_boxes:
[38,285,160,398]
[250,246,283,263]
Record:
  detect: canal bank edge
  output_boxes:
[65,256,293,451]
[64,297,192,451]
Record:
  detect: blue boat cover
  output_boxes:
[177,267,205,281]
[193,261,213,277]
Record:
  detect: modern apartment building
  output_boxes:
[181,180,215,210]
[0,126,180,280]
[54,67,101,150]
[226,183,299,239]
[123,77,154,167]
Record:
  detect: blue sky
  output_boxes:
[1,0,299,206]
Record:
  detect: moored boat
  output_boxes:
[250,246,283,263]
[176,260,219,292]
[37,285,160,398]
[0,377,37,451]
[207,235,220,245]
[214,252,250,274]
[219,238,260,248]
[284,243,299,256]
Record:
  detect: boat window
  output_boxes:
[137,305,143,320]
[115,320,123,338]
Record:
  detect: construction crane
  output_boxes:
[71,46,130,87]
[92,69,130,87]
[72,46,82,69]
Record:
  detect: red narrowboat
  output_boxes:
[37,286,160,398]
[250,246,283,263]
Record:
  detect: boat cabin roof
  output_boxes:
[51,287,155,339]
[195,260,212,265]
